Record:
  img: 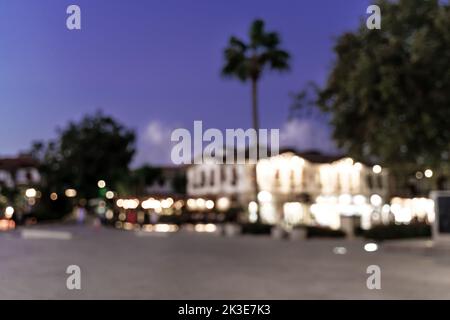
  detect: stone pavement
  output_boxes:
[1,225,450,299]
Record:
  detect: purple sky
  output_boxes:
[0,0,370,165]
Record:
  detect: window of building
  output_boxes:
[220,166,226,183]
[336,173,341,192]
[231,167,238,186]
[366,174,373,189]
[290,170,295,188]
[200,171,206,187]
[377,175,383,189]
[275,170,280,186]
[316,172,322,189]
[210,170,215,186]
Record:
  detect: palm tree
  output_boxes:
[222,19,290,221]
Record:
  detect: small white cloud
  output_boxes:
[134,120,175,166]
[145,121,166,144]
[280,118,339,154]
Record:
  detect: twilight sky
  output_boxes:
[0,0,370,165]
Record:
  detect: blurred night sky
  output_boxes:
[0,0,371,165]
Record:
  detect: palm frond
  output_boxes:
[259,49,290,71]
[249,19,265,48]
[229,36,248,52]
[222,19,291,80]
[262,32,280,49]
[222,44,250,81]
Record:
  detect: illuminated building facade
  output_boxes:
[187,161,254,207]
[187,149,390,229]
[256,150,389,229]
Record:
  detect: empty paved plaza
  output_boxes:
[1,225,450,299]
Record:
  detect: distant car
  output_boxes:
[0,218,15,231]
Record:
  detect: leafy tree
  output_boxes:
[171,173,187,194]
[289,82,326,122]
[118,166,163,196]
[134,166,163,186]
[115,165,186,196]
[31,111,136,200]
[318,0,450,172]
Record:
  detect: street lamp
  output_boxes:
[105,191,114,199]
[65,189,77,198]
[372,165,382,174]
[25,188,37,198]
[97,180,106,188]
[5,206,14,219]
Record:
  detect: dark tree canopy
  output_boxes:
[32,112,136,199]
[289,82,327,122]
[318,0,450,169]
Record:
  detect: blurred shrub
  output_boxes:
[223,207,241,222]
[241,223,273,235]
[363,222,431,240]
[302,226,346,238]
[157,214,183,225]
[28,192,72,222]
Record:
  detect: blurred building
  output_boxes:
[256,150,389,229]
[187,149,390,229]
[186,148,256,208]
[0,155,40,189]
[187,163,253,206]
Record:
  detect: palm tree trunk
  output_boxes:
[251,78,261,223]
[251,78,260,134]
